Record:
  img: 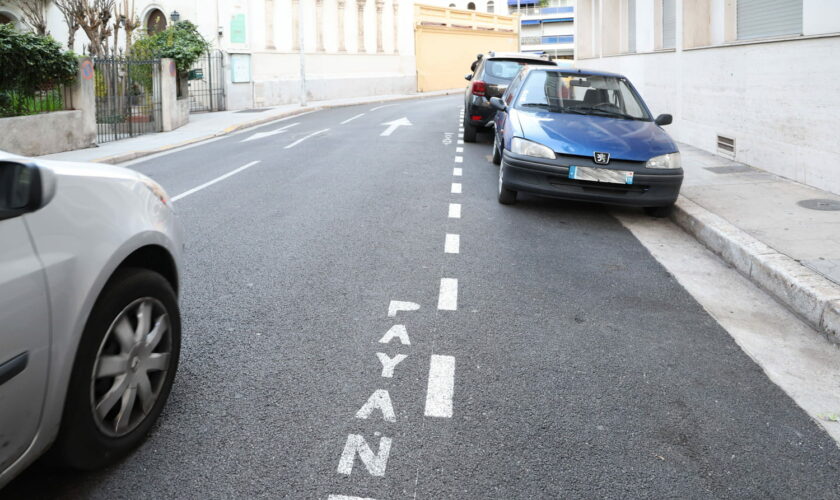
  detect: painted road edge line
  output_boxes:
[172,160,261,202]
[444,234,460,254]
[285,128,330,149]
[424,355,455,418]
[437,278,458,311]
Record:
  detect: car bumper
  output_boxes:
[466,97,496,127]
[501,152,683,207]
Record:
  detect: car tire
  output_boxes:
[644,205,674,218]
[498,164,517,205]
[50,268,181,470]
[492,134,502,165]
[463,116,477,143]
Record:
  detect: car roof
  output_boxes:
[485,51,553,63]
[519,65,626,79]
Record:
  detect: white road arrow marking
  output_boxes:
[380,117,412,136]
[240,122,299,142]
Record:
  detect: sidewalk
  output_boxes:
[40,89,460,164]
[672,143,840,343]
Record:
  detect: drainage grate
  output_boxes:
[717,135,735,158]
[704,165,753,174]
[797,199,840,211]
[235,108,271,113]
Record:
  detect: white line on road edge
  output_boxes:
[444,233,460,254]
[341,113,365,124]
[284,128,329,149]
[451,182,462,194]
[370,103,396,111]
[448,203,461,218]
[455,156,463,163]
[424,355,455,418]
[437,278,458,310]
[453,167,462,176]
[172,161,261,202]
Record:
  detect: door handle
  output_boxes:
[0,352,28,386]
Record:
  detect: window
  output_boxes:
[467,2,476,10]
[146,8,167,34]
[515,70,651,121]
[737,0,802,40]
[487,1,494,13]
[662,0,676,49]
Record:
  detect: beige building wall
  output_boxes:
[414,4,518,92]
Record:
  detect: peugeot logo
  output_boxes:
[594,152,610,165]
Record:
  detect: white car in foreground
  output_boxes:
[0,153,183,488]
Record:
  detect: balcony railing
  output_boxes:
[520,34,574,45]
[511,5,574,16]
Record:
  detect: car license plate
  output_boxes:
[569,166,634,185]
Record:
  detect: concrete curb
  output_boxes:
[671,196,840,344]
[91,89,461,165]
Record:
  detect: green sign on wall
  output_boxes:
[231,14,246,43]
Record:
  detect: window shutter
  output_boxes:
[662,0,676,49]
[737,0,802,40]
[628,0,636,53]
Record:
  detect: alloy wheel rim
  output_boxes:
[91,297,172,437]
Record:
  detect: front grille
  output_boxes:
[547,175,648,193]
[554,153,647,171]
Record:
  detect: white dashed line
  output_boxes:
[448,203,461,218]
[451,183,462,194]
[328,496,377,500]
[341,113,364,124]
[456,147,463,153]
[444,233,460,254]
[437,278,458,310]
[457,139,464,144]
[424,355,455,418]
[284,128,329,149]
[172,161,261,202]
[455,156,463,163]
[453,167,462,176]
[370,103,395,111]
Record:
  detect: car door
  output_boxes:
[495,70,525,147]
[0,163,50,472]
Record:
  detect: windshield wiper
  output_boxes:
[567,106,639,120]
[519,102,552,109]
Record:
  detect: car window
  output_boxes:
[504,71,526,106]
[515,70,651,120]
[0,162,30,210]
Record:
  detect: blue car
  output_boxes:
[490,67,682,216]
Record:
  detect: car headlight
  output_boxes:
[646,152,681,169]
[141,177,171,206]
[511,137,555,160]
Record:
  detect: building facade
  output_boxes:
[512,0,574,59]
[0,0,417,109]
[575,0,840,195]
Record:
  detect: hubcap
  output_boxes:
[498,165,503,194]
[91,297,172,437]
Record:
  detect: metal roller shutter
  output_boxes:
[737,0,802,40]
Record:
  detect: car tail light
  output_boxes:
[472,80,486,97]
[471,115,482,120]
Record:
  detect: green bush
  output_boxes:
[133,21,210,73]
[0,24,77,117]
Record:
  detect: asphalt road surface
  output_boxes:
[4,96,840,499]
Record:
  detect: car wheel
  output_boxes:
[50,268,181,470]
[644,205,674,218]
[498,164,517,205]
[463,115,477,143]
[492,134,502,166]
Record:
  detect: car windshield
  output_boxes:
[514,70,651,121]
[484,60,537,80]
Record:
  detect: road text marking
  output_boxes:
[377,352,407,377]
[172,161,261,202]
[444,234,460,254]
[285,128,329,149]
[437,278,458,310]
[388,300,420,317]
[379,325,411,345]
[355,389,396,422]
[337,434,392,476]
[424,355,455,418]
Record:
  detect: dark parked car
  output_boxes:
[463,52,555,142]
[491,66,683,216]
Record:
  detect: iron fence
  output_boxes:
[0,85,72,118]
[187,50,226,113]
[94,56,162,144]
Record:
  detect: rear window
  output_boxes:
[483,59,552,81]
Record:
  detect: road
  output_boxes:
[4,95,840,499]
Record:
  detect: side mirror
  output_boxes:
[654,114,673,126]
[0,161,55,222]
[490,97,507,112]
[465,74,473,81]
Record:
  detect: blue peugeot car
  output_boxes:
[490,66,682,217]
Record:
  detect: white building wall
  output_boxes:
[576,0,840,195]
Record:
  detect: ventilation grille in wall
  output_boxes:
[717,135,736,158]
